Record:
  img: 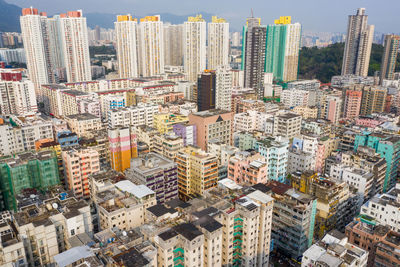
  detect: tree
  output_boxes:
[298,42,400,83]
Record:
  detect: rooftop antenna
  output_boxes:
[251,8,254,18]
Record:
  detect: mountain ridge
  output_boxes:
[0,0,22,32]
[0,0,214,32]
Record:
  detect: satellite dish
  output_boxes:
[52,203,58,209]
[30,194,36,199]
[122,231,127,236]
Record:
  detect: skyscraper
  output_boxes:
[183,15,206,82]
[380,34,400,84]
[342,8,374,77]
[95,25,101,41]
[241,16,266,99]
[163,23,183,66]
[207,16,229,70]
[265,16,301,82]
[215,65,233,111]
[137,15,164,76]
[115,14,139,78]
[59,10,92,82]
[231,32,241,47]
[20,7,56,97]
[197,70,216,111]
[47,15,66,82]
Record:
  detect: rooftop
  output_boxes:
[53,246,94,267]
[147,204,176,217]
[115,180,155,199]
[277,112,301,119]
[191,109,231,118]
[112,247,150,267]
[66,113,100,121]
[61,89,89,97]
[174,223,203,241]
[129,153,175,174]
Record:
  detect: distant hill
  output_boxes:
[86,12,214,29]
[299,42,400,83]
[0,2,213,32]
[0,0,21,32]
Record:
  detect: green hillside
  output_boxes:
[299,42,400,83]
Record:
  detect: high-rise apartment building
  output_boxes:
[96,180,156,231]
[228,151,268,184]
[189,109,233,151]
[342,88,362,119]
[379,34,400,84]
[153,133,184,160]
[354,132,400,192]
[281,88,310,108]
[163,24,183,66]
[0,80,37,115]
[47,15,66,81]
[108,126,137,172]
[342,8,374,77]
[14,197,93,266]
[265,16,302,82]
[215,65,232,111]
[176,146,218,200]
[289,173,360,239]
[65,113,103,138]
[266,181,317,260]
[0,115,54,155]
[273,112,302,138]
[137,15,164,76]
[346,217,400,267]
[108,103,159,128]
[59,10,92,82]
[184,15,206,82]
[115,15,139,78]
[358,184,400,233]
[197,70,216,111]
[0,151,60,211]
[242,16,266,99]
[127,152,178,203]
[20,8,56,97]
[254,136,289,183]
[321,94,342,124]
[153,113,189,134]
[359,85,387,115]
[231,31,241,47]
[302,230,368,267]
[62,148,100,199]
[207,16,229,70]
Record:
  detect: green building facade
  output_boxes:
[0,150,60,211]
[354,132,400,192]
[265,24,287,81]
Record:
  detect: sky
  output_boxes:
[7,0,400,33]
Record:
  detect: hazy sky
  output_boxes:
[7,0,400,33]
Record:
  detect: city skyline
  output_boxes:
[6,0,400,33]
[1,1,400,266]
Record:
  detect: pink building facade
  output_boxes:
[343,90,362,119]
[188,110,233,151]
[228,152,268,184]
[62,148,100,199]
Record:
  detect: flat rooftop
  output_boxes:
[192,109,231,118]
[61,89,89,97]
[66,113,100,121]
